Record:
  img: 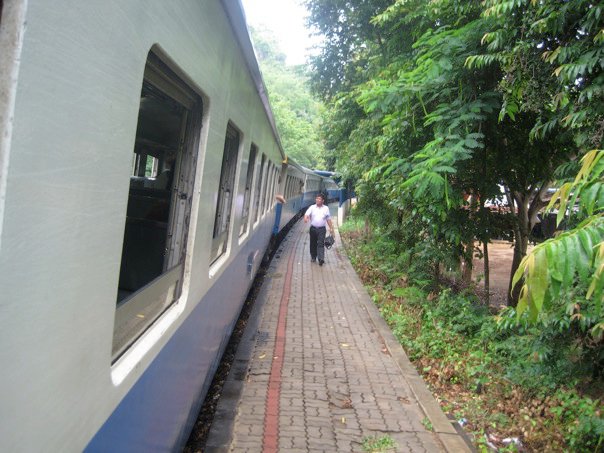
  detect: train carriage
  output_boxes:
[0,1,288,450]
[323,178,341,203]
[272,159,311,235]
[301,166,323,207]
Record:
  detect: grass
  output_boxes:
[361,434,397,452]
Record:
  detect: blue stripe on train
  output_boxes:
[86,224,273,452]
[272,202,283,235]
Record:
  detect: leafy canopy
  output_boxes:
[251,27,326,168]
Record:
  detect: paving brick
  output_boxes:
[204,212,472,453]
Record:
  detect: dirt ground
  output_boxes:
[471,240,533,308]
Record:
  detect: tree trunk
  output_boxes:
[461,194,480,285]
[480,129,489,304]
[434,261,441,284]
[483,240,490,305]
[506,182,550,306]
[507,190,528,306]
[461,243,473,285]
[508,225,528,306]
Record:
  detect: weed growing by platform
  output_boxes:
[340,217,604,452]
[421,417,433,431]
[361,434,396,452]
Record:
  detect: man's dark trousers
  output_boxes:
[309,225,326,261]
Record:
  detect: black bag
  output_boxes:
[324,235,335,249]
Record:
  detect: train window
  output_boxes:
[264,163,272,214]
[256,153,267,221]
[211,123,241,262]
[265,164,275,213]
[253,154,266,224]
[240,144,257,236]
[132,154,159,178]
[274,167,279,198]
[261,164,270,214]
[113,52,203,361]
[271,166,277,203]
[285,176,291,199]
[268,165,275,212]
[269,166,277,208]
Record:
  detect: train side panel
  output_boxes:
[0,1,283,450]
[87,220,274,450]
[272,161,305,233]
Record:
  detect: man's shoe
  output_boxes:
[311,258,316,263]
[319,259,324,266]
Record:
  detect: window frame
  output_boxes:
[239,144,257,237]
[210,122,241,263]
[112,52,203,362]
[258,155,269,219]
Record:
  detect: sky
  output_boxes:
[240,0,320,66]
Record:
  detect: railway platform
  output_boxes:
[204,205,472,452]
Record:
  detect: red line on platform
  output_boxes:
[262,236,298,452]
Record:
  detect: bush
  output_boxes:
[341,216,604,451]
[550,390,604,451]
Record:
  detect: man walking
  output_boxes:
[304,193,335,266]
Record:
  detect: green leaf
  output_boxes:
[529,248,548,318]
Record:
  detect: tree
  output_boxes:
[250,27,326,168]
[303,0,396,100]
[469,1,604,302]
[512,150,604,371]
[477,0,604,150]
[306,0,576,304]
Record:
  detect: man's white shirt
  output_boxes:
[305,204,331,228]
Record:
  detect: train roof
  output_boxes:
[312,170,337,177]
[300,165,322,177]
[221,0,285,163]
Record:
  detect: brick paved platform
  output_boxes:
[205,206,472,452]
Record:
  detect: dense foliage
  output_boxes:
[250,27,326,168]
[341,218,603,451]
[304,0,591,304]
[304,0,604,359]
